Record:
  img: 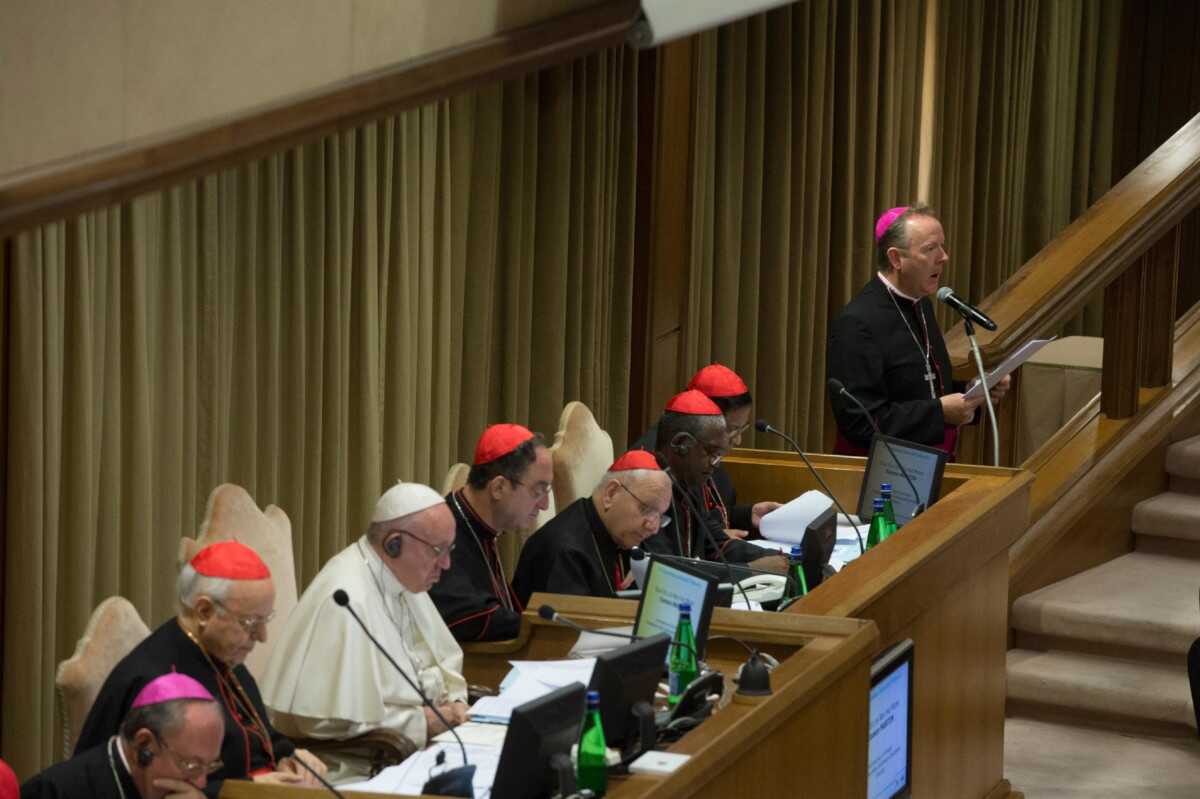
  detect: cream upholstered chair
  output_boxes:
[440,463,470,495]
[56,597,151,757]
[548,401,614,511]
[177,483,298,682]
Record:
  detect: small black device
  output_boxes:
[587,634,671,756]
[490,682,587,799]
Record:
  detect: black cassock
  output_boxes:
[511,498,623,608]
[21,738,137,799]
[639,475,776,565]
[75,619,294,798]
[827,276,963,453]
[630,430,756,534]
[429,491,523,642]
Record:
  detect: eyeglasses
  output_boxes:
[210,598,275,633]
[507,476,553,500]
[399,528,456,559]
[155,735,224,778]
[699,442,726,466]
[726,421,752,440]
[616,482,671,528]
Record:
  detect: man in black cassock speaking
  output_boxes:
[828,204,1010,457]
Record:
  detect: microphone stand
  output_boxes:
[963,317,1000,467]
[332,591,475,798]
[755,422,865,554]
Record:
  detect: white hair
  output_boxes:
[177,563,233,609]
[597,468,662,492]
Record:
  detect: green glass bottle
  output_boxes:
[880,482,898,537]
[866,497,889,549]
[783,544,808,599]
[577,689,607,796]
[667,602,699,707]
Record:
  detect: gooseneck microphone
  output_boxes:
[937,286,997,331]
[332,589,475,798]
[754,420,865,554]
[537,604,698,658]
[826,380,926,518]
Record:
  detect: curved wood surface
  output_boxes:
[944,111,1200,369]
[0,0,640,240]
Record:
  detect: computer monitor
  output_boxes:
[491,682,586,799]
[856,434,947,526]
[633,554,718,659]
[587,633,671,751]
[868,639,914,799]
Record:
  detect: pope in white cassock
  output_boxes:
[262,482,470,783]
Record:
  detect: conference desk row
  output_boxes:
[222,451,1031,799]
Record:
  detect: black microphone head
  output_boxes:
[828,378,845,393]
[629,546,645,561]
[537,604,556,621]
[754,419,771,433]
[936,286,955,302]
[333,589,349,607]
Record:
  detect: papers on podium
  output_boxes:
[963,337,1055,399]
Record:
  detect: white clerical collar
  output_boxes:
[877,272,920,302]
[357,535,410,597]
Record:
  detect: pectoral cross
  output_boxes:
[923,369,937,398]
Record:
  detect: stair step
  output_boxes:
[1166,436,1200,481]
[1011,551,1200,656]
[1007,649,1195,733]
[1132,492,1200,541]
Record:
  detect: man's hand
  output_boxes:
[751,501,782,528]
[278,749,327,786]
[152,778,207,798]
[989,374,1012,404]
[724,527,750,540]
[425,701,470,735]
[940,392,985,426]
[250,771,306,785]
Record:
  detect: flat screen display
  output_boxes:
[632,555,717,659]
[868,639,914,799]
[857,435,947,526]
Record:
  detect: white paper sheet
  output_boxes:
[963,337,1055,399]
[341,741,502,797]
[758,490,834,544]
[466,658,596,723]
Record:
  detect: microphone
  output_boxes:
[937,286,997,331]
[826,380,926,518]
[332,589,475,798]
[537,604,699,659]
[286,754,345,799]
[754,420,865,554]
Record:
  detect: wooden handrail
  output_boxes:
[0,0,640,241]
[945,111,1200,370]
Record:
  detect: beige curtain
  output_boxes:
[930,0,1121,332]
[685,0,929,449]
[2,47,638,778]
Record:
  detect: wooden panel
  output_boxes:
[0,0,640,240]
[1140,226,1180,387]
[1101,263,1143,418]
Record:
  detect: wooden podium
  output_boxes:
[724,448,1032,799]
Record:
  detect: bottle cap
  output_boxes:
[873,497,885,510]
[881,482,892,493]
[678,601,691,615]
[790,545,802,557]
[586,690,600,706]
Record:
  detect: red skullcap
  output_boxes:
[474,423,536,465]
[664,390,722,416]
[0,758,16,799]
[190,541,270,580]
[610,450,661,472]
[687,364,749,398]
[874,206,910,242]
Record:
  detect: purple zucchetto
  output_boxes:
[874,206,911,242]
[130,672,215,709]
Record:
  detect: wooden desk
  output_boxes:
[725,448,1033,799]
[222,594,879,798]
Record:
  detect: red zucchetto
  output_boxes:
[687,364,749,398]
[473,423,536,465]
[190,541,271,580]
[664,389,722,416]
[609,450,661,472]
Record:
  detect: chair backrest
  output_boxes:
[441,463,471,495]
[56,597,150,757]
[548,401,614,511]
[177,484,298,681]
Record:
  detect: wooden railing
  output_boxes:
[945,111,1200,422]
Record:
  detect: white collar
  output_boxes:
[877,271,920,302]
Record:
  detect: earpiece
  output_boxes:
[137,747,154,767]
[670,432,696,456]
[382,533,403,559]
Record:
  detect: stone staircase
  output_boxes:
[1007,435,1200,737]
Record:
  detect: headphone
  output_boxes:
[670,432,697,456]
[137,746,154,767]
[382,532,403,559]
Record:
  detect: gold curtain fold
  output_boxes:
[684,0,929,449]
[931,0,1121,333]
[2,46,637,778]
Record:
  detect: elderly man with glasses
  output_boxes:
[261,483,468,784]
[429,423,552,642]
[75,542,326,796]
[512,450,672,606]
